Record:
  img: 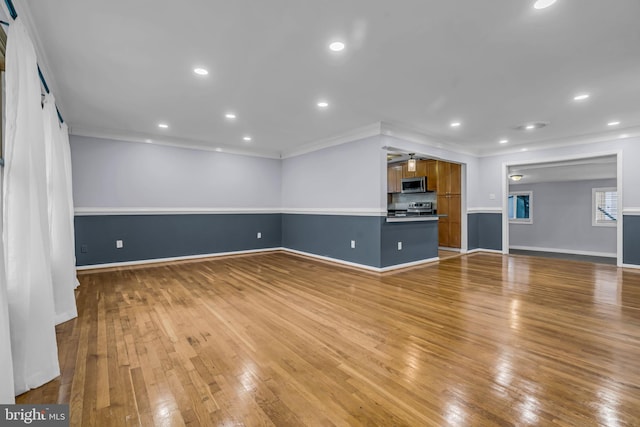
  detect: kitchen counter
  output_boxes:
[386,214,446,223]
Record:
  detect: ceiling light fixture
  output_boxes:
[620,134,629,139]
[534,0,557,9]
[499,139,509,144]
[317,101,329,108]
[145,139,152,143]
[510,174,524,182]
[607,121,621,126]
[525,124,535,130]
[225,113,237,119]
[329,41,345,52]
[243,136,252,142]
[450,121,461,128]
[407,153,417,172]
[158,123,169,129]
[193,68,209,76]
[573,93,590,101]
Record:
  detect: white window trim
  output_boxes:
[592,187,617,227]
[508,191,533,224]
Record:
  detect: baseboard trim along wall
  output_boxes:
[466,248,503,255]
[622,263,640,270]
[76,247,281,270]
[76,247,441,273]
[509,245,617,258]
[280,248,440,272]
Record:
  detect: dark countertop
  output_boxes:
[385,213,447,223]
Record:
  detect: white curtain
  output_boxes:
[2,17,60,395]
[43,94,78,324]
[0,186,14,403]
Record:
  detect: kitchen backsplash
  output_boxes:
[388,192,437,210]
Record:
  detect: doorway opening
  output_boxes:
[502,152,622,266]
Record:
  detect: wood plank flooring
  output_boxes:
[16,252,640,426]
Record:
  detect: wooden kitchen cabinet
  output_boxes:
[436,161,461,248]
[387,164,403,193]
[426,160,437,192]
[402,159,428,179]
[436,161,461,195]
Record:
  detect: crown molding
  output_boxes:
[70,126,282,159]
[279,122,382,159]
[380,121,477,157]
[478,126,640,157]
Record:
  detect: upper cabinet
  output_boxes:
[436,161,461,195]
[387,164,403,194]
[387,159,438,194]
[402,160,428,179]
[426,160,437,192]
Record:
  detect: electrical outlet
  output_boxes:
[116,240,123,249]
[257,232,262,239]
[397,242,402,250]
[489,193,496,200]
[351,240,356,249]
[81,245,88,253]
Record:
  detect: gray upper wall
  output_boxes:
[70,135,282,208]
[281,136,386,211]
[71,134,640,214]
[509,179,617,255]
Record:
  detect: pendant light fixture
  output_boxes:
[407,153,417,172]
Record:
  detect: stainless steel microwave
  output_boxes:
[401,176,427,193]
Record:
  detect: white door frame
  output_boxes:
[501,149,623,267]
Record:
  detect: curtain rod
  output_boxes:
[2,0,64,124]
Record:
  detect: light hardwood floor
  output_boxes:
[17,252,640,426]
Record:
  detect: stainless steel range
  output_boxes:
[407,202,434,215]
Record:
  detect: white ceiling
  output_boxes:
[17,0,640,157]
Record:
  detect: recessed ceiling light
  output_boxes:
[534,0,557,9]
[499,139,509,144]
[521,148,528,152]
[515,121,547,131]
[144,139,152,143]
[573,93,590,101]
[329,41,345,52]
[215,148,222,152]
[194,68,209,76]
[620,134,630,139]
[450,121,461,128]
[243,136,252,142]
[317,101,329,108]
[158,123,169,129]
[607,121,621,126]
[225,113,237,119]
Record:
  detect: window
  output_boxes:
[508,191,532,223]
[593,187,617,227]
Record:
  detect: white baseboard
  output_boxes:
[622,263,640,270]
[76,246,441,273]
[280,248,439,272]
[75,247,281,270]
[509,245,616,258]
[466,248,503,255]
